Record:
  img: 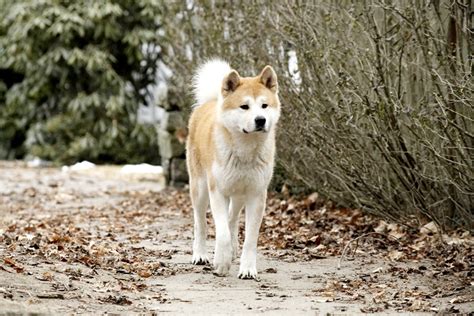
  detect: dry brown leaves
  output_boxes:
[259,191,473,312]
[1,184,472,312]
[0,188,190,279]
[260,192,472,270]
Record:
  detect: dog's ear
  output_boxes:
[222,70,240,97]
[259,65,278,92]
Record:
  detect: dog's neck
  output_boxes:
[215,124,275,164]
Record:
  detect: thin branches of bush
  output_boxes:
[160,0,473,229]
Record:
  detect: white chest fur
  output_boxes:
[212,130,275,197]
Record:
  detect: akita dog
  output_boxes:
[186,59,280,279]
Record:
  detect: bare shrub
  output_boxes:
[160,1,473,229]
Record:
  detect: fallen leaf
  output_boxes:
[4,258,24,273]
[35,271,54,281]
[137,270,152,278]
[420,222,439,235]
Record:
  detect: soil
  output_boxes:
[0,161,472,315]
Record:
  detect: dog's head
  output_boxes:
[218,66,280,135]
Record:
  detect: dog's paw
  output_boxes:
[238,264,258,280]
[192,253,210,265]
[213,261,231,276]
[213,249,232,276]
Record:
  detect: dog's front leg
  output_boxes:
[209,189,231,276]
[238,193,266,279]
[229,197,245,260]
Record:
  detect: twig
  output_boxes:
[37,293,65,299]
[12,289,33,298]
[337,232,404,270]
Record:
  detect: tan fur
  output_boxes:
[222,78,279,111]
[187,100,217,179]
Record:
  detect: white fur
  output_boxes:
[208,130,274,278]
[193,59,231,106]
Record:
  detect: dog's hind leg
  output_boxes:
[238,193,266,279]
[228,197,244,260]
[191,177,210,265]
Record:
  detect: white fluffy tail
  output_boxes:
[193,59,231,106]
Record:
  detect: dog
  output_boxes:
[186,59,280,279]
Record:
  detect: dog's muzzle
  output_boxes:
[255,116,266,130]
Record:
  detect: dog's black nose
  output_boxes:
[255,116,266,128]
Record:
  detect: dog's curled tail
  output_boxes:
[193,59,231,106]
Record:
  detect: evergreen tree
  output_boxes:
[0,0,161,163]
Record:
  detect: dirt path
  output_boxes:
[0,161,472,314]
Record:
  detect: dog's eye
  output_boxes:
[240,104,249,110]
[262,104,268,109]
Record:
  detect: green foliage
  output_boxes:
[0,0,161,163]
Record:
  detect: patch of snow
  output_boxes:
[288,50,302,86]
[120,163,163,175]
[62,161,96,173]
[27,157,52,168]
[141,61,172,113]
[186,0,194,10]
[137,104,165,124]
[185,44,193,61]
[159,61,173,78]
